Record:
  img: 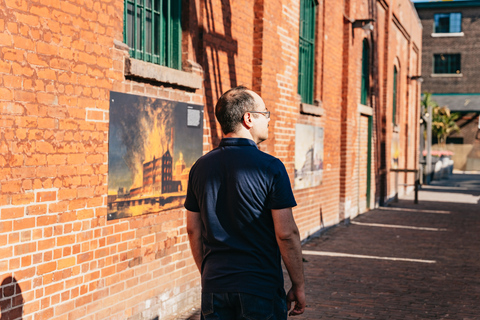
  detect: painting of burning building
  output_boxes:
[294,124,324,190]
[107,92,203,220]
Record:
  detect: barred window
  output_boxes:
[298,0,317,105]
[433,54,461,74]
[360,39,370,106]
[392,66,398,124]
[434,13,461,33]
[124,0,182,69]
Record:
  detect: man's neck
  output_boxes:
[224,130,255,142]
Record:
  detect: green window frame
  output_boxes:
[433,54,461,74]
[124,0,182,70]
[392,66,398,124]
[298,0,317,105]
[360,39,370,106]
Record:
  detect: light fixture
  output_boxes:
[408,75,424,83]
[352,19,375,31]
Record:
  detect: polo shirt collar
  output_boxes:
[219,138,258,148]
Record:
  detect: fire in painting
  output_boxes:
[107,92,203,220]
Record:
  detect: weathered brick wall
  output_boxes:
[0,0,202,319]
[377,0,422,202]
[0,0,422,319]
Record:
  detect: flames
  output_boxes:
[117,98,175,189]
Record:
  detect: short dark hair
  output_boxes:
[215,86,256,134]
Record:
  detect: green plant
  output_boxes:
[421,93,460,150]
[432,105,460,150]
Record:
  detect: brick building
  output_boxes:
[415,0,480,171]
[0,0,421,319]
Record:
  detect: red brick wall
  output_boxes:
[0,0,422,319]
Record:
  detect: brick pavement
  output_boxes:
[179,173,480,319]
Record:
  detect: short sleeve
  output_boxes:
[184,168,200,212]
[267,159,297,210]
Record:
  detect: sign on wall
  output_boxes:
[107,92,203,220]
[294,124,324,190]
[391,133,400,169]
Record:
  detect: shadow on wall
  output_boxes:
[189,0,238,147]
[0,276,24,320]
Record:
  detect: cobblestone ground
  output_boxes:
[179,173,480,319]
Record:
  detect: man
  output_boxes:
[185,86,305,319]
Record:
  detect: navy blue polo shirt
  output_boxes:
[184,138,297,298]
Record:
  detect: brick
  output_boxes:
[1,180,22,193]
[57,257,75,270]
[57,189,76,200]
[77,209,94,220]
[13,217,35,231]
[57,234,75,247]
[0,88,13,100]
[37,117,56,129]
[14,242,36,255]
[0,102,24,115]
[37,215,57,227]
[0,32,12,46]
[3,75,22,88]
[36,166,56,178]
[38,238,55,251]
[12,193,35,205]
[36,191,56,202]
[1,207,24,219]
[37,92,57,105]
[12,166,35,178]
[68,198,85,210]
[12,35,34,50]
[25,154,47,166]
[37,69,56,81]
[37,261,56,275]
[27,204,48,215]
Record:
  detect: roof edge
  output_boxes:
[414,1,480,9]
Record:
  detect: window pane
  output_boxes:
[123,0,181,69]
[434,13,462,33]
[146,10,152,55]
[435,13,450,33]
[127,3,134,49]
[171,0,181,69]
[433,54,461,74]
[162,0,169,66]
[361,40,369,105]
[450,13,461,33]
[393,67,397,124]
[297,0,316,104]
[136,6,142,51]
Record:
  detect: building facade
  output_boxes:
[0,0,421,319]
[415,0,480,171]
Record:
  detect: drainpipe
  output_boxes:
[426,103,432,183]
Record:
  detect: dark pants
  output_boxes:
[201,289,287,320]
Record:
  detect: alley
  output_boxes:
[180,173,480,319]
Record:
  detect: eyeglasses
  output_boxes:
[248,111,270,119]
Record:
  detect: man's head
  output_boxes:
[215,86,270,143]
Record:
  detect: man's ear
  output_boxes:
[243,112,254,129]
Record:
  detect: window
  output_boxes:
[298,0,317,105]
[392,67,398,124]
[124,0,182,69]
[434,13,461,33]
[433,54,461,74]
[360,39,370,106]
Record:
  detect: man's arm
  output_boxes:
[186,210,203,273]
[272,208,306,316]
